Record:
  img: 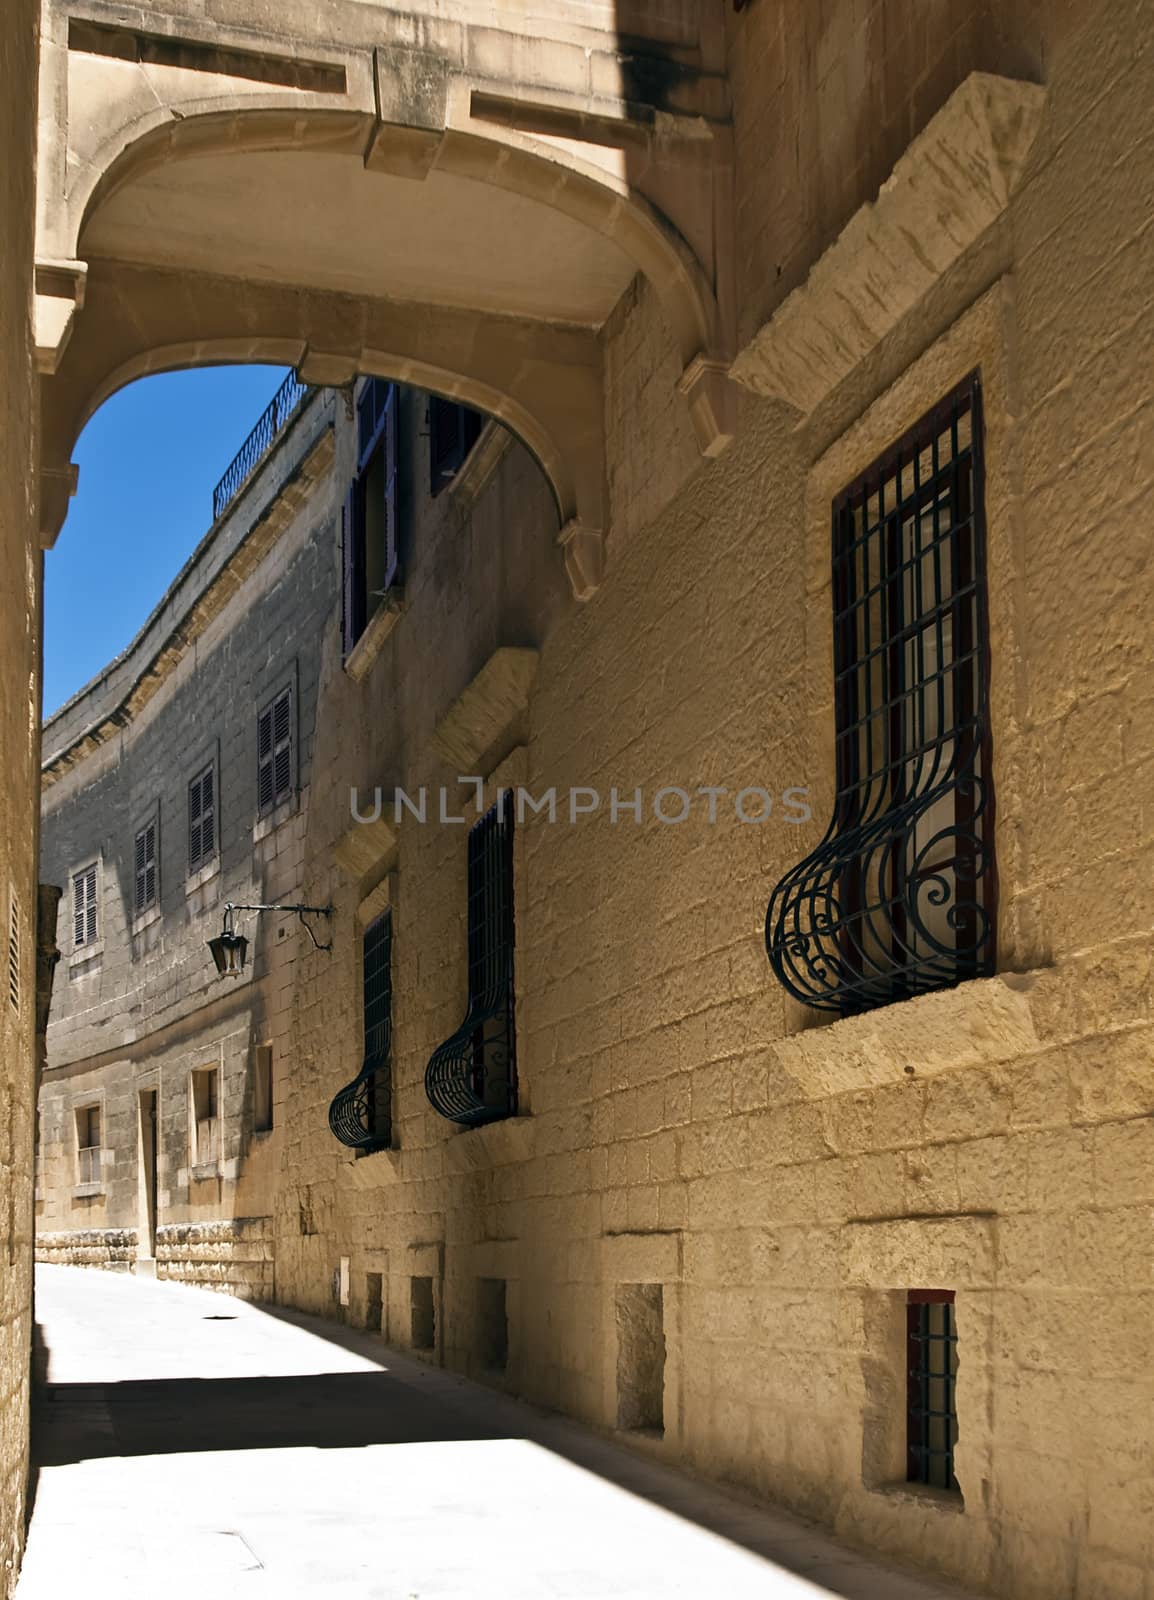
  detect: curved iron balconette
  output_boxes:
[765,772,996,1015]
[424,990,516,1128]
[425,795,516,1127]
[328,1050,390,1151]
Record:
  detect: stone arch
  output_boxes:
[38,262,608,599]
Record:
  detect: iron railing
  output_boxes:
[907,1290,959,1491]
[766,374,996,1015]
[425,794,516,1127]
[329,910,393,1151]
[212,370,310,522]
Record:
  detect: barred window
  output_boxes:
[328,910,393,1151]
[134,820,158,915]
[72,862,99,950]
[188,764,216,875]
[907,1289,959,1492]
[428,396,482,496]
[425,793,516,1127]
[342,377,399,657]
[766,374,996,1015]
[257,686,293,815]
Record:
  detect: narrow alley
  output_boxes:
[19,1267,980,1600]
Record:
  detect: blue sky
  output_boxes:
[42,364,291,719]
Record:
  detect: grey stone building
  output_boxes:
[36,372,558,1294]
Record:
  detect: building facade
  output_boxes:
[9,0,1154,1597]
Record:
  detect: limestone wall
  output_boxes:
[270,9,1154,1600]
[155,1218,274,1299]
[35,1230,136,1271]
[0,0,40,1590]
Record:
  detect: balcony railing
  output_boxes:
[212,370,310,522]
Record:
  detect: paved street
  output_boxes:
[20,1267,981,1600]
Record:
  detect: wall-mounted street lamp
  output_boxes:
[207,900,334,978]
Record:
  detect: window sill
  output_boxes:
[190,1161,222,1182]
[249,1127,274,1146]
[867,1483,965,1514]
[186,858,220,896]
[68,944,104,973]
[253,794,298,843]
[773,971,1042,1098]
[353,1140,394,1160]
[71,1182,105,1199]
[344,590,404,684]
[131,904,161,937]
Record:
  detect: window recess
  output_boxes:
[328,909,393,1151]
[425,793,516,1127]
[342,378,399,657]
[428,396,482,497]
[191,1067,220,1166]
[766,374,996,1015]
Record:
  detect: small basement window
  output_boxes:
[907,1289,959,1492]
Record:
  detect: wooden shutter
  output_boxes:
[273,687,292,804]
[259,688,293,811]
[189,774,203,870]
[189,766,215,872]
[257,704,275,814]
[134,822,157,914]
[429,397,482,497]
[73,864,97,948]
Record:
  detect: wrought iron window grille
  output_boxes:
[766,374,996,1015]
[329,910,393,1151]
[906,1289,959,1492]
[425,793,517,1127]
[212,370,310,522]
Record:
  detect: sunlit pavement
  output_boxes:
[19,1266,981,1600]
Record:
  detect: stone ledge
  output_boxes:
[730,74,1046,416]
[771,973,1043,1099]
[432,646,538,774]
[344,591,404,683]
